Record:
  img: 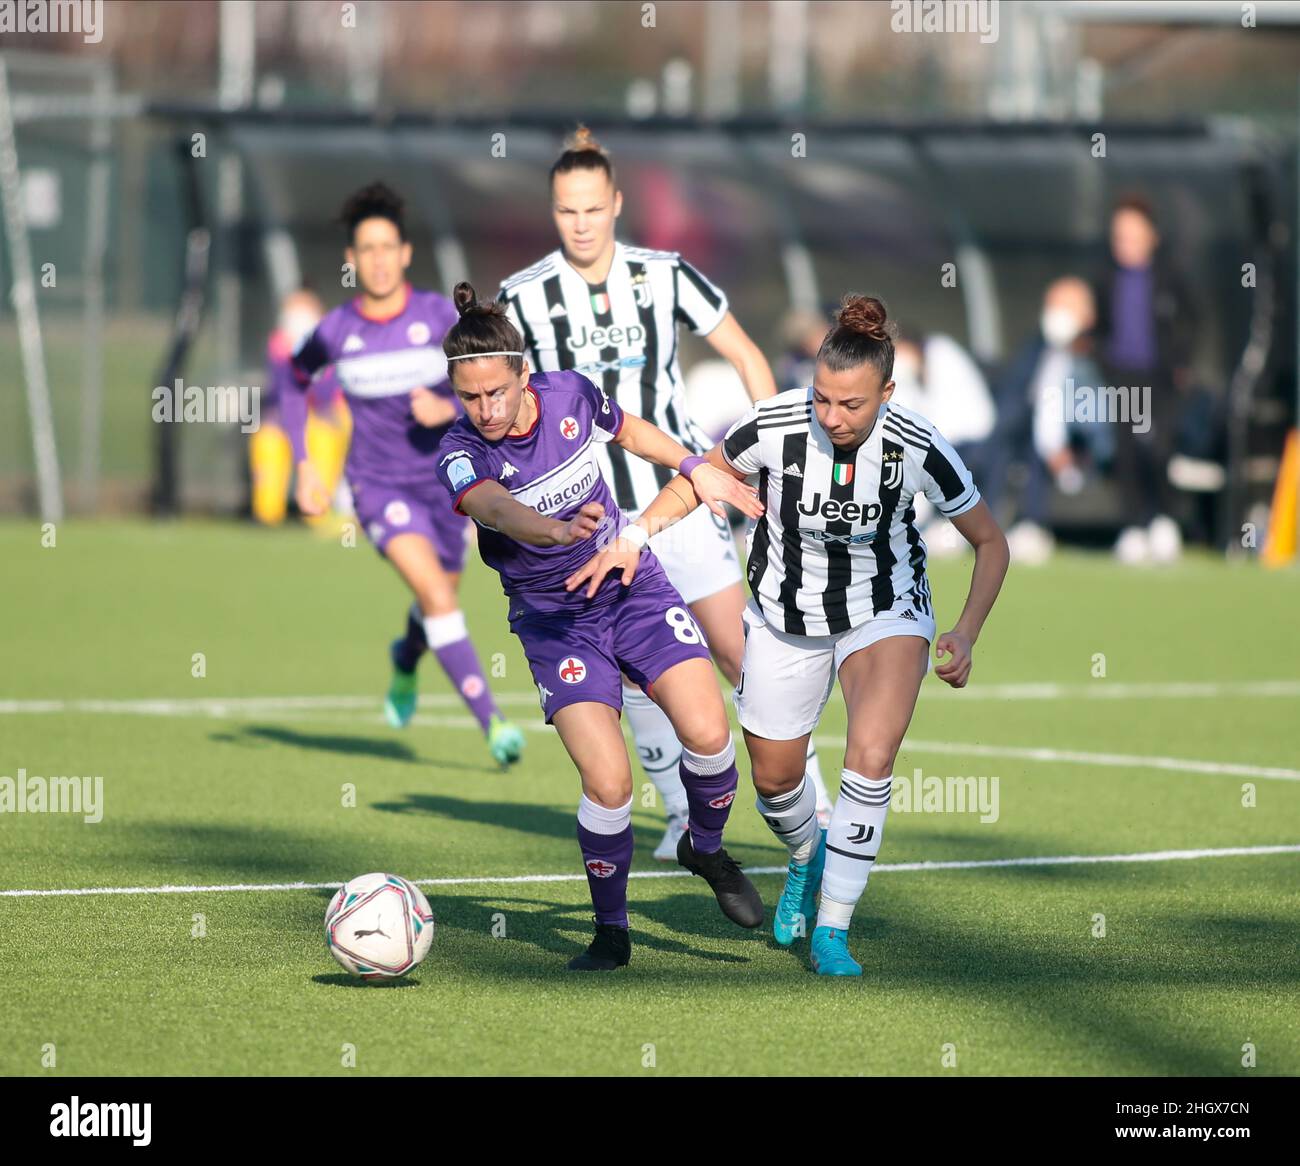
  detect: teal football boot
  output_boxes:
[773,829,827,946]
[810,926,862,977]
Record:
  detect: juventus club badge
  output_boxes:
[632,278,653,309]
[882,460,903,489]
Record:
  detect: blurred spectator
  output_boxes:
[890,325,996,557]
[775,307,831,392]
[982,277,1109,564]
[1094,194,1199,564]
[890,325,995,448]
[252,289,351,527]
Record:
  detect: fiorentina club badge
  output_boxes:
[585,858,617,878]
[560,416,580,440]
[590,290,610,316]
[833,463,854,487]
[558,656,587,684]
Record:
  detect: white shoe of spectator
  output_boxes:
[1148,515,1183,564]
[1006,521,1054,565]
[1114,525,1151,565]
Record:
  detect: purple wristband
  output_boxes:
[679,455,707,481]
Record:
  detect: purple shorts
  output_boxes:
[352,476,470,573]
[512,561,712,723]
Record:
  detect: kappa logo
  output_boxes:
[537,682,554,703]
[500,461,519,480]
[342,335,365,353]
[560,416,580,440]
[708,790,737,810]
[784,462,803,477]
[586,858,618,878]
[558,656,587,684]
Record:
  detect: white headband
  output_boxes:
[447,351,524,361]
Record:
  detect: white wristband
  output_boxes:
[619,523,649,550]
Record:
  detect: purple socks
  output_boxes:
[679,740,740,854]
[577,794,633,929]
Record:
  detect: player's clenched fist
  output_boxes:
[934,630,972,688]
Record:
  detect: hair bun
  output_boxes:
[452,281,479,317]
[564,124,605,155]
[836,295,890,343]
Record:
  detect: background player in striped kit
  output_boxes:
[290,183,524,767]
[499,126,834,858]
[435,284,765,971]
[569,295,1010,976]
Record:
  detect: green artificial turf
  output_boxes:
[1,521,1296,1075]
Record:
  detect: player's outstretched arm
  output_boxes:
[564,442,762,600]
[459,480,604,548]
[934,500,1009,689]
[614,416,762,520]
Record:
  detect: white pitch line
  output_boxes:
[1,695,1293,782]
[1,677,1298,718]
[2,843,1296,899]
[856,739,1300,783]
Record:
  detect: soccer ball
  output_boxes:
[325,872,435,979]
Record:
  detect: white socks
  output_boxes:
[577,793,632,835]
[817,769,892,931]
[756,774,820,864]
[622,682,689,818]
[423,610,468,649]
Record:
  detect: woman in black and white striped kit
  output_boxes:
[567,295,1010,975]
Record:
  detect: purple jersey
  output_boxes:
[290,285,460,484]
[435,370,635,613]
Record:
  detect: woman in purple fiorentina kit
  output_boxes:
[289,183,524,768]
[435,282,766,971]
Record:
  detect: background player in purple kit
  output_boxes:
[436,282,766,972]
[289,183,524,767]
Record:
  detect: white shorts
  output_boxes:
[733,598,936,741]
[641,503,743,605]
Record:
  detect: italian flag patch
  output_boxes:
[833,464,854,486]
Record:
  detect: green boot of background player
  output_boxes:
[487,714,525,766]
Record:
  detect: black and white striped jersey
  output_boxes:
[499,242,729,514]
[722,389,980,636]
